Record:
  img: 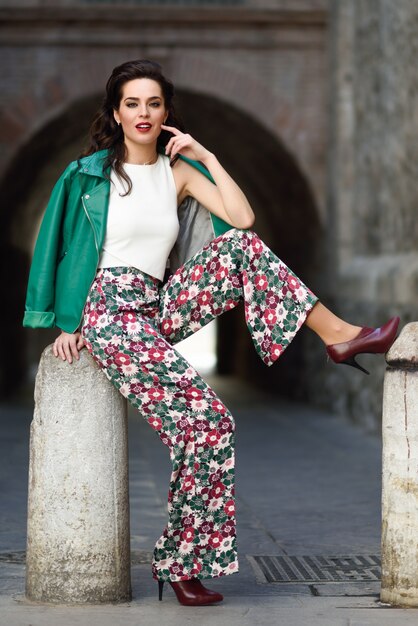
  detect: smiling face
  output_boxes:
[113,77,168,154]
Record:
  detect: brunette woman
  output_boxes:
[23,59,399,606]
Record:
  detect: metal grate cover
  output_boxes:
[247,555,381,584]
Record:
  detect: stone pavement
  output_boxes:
[1,375,417,625]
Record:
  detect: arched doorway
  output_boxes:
[1,89,321,399]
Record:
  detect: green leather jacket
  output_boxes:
[22,147,231,334]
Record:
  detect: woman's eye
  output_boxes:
[127,102,137,108]
[150,102,160,107]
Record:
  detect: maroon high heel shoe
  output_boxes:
[326,316,400,375]
[158,578,224,606]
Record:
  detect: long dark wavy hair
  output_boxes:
[79,59,186,195]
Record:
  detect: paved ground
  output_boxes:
[1,375,417,625]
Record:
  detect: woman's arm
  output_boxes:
[162,125,255,230]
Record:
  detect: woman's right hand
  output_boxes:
[53,330,86,364]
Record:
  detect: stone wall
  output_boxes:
[307,0,418,431]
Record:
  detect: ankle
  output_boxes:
[324,323,362,346]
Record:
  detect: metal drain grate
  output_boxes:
[247,555,381,583]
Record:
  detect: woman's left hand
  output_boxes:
[161,124,213,162]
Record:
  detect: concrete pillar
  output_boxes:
[381,322,418,607]
[25,344,132,604]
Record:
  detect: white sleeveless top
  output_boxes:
[97,154,179,281]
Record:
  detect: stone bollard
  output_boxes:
[25,344,132,604]
[381,322,418,607]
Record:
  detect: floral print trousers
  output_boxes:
[80,228,318,582]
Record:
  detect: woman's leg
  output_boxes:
[80,267,238,583]
[303,302,362,345]
[160,228,322,364]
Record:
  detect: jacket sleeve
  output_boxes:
[22,162,77,329]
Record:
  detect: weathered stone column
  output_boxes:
[381,322,418,607]
[25,344,132,604]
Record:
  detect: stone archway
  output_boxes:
[2,87,320,399]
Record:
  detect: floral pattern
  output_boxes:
[80,228,318,582]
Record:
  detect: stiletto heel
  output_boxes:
[340,355,370,375]
[157,578,224,606]
[326,316,400,375]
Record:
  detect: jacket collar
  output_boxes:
[77,149,110,178]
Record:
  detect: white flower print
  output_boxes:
[171,312,184,330]
[121,363,139,376]
[190,399,208,413]
[178,541,193,555]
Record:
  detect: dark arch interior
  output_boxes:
[0,89,321,400]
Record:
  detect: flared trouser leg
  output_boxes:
[80,228,318,583]
[159,228,318,366]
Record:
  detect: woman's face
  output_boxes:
[113,78,168,151]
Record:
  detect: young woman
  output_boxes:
[23,59,399,606]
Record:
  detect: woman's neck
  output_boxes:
[123,141,159,165]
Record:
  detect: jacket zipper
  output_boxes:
[74,195,101,333]
[81,195,99,255]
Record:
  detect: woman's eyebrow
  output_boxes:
[123,96,162,101]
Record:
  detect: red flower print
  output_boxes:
[147,416,162,431]
[149,348,165,362]
[182,474,195,492]
[181,528,194,543]
[221,520,235,536]
[208,531,223,549]
[122,312,136,324]
[176,289,189,305]
[278,267,288,281]
[148,387,165,402]
[197,290,213,306]
[225,298,237,311]
[206,258,220,274]
[182,515,194,528]
[199,520,214,534]
[194,420,211,433]
[218,416,233,433]
[255,274,268,290]
[251,238,263,255]
[176,417,190,431]
[224,500,235,517]
[209,470,222,484]
[266,290,280,307]
[114,352,131,366]
[88,311,99,326]
[210,482,226,498]
[143,322,158,336]
[270,343,283,359]
[287,275,300,292]
[205,429,221,447]
[190,560,203,575]
[211,399,226,414]
[191,264,204,281]
[186,386,203,401]
[263,309,277,326]
[216,266,229,281]
[169,562,183,576]
[160,319,173,335]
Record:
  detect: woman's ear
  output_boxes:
[113,109,120,125]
